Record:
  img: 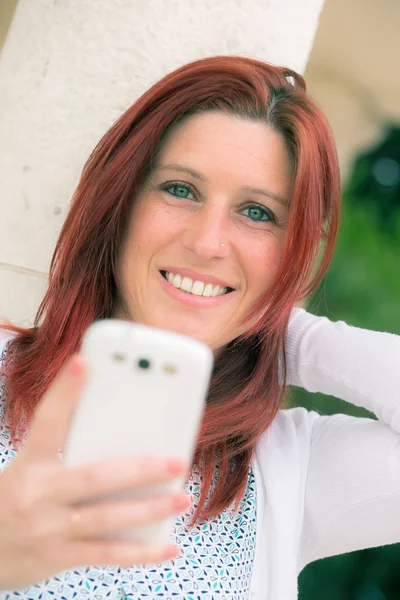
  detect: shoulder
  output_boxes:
[0,329,19,471]
[254,406,322,469]
[0,328,18,362]
[0,327,16,404]
[263,406,321,444]
[0,327,17,410]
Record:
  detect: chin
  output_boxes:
[153,317,216,348]
[164,322,207,343]
[116,304,224,350]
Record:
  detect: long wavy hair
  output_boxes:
[0,55,340,522]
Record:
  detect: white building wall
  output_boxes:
[0,0,325,326]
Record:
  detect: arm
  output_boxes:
[286,309,400,569]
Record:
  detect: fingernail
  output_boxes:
[165,544,180,559]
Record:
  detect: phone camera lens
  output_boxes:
[138,358,150,370]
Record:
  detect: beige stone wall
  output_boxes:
[2,0,398,184]
[0,0,17,47]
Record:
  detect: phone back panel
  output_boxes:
[63,320,214,542]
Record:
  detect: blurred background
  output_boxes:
[1,1,399,598]
[296,2,400,599]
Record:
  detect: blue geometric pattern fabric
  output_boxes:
[0,342,257,599]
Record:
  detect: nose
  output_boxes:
[180,203,229,260]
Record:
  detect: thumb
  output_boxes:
[23,354,87,463]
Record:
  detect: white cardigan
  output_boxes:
[0,309,399,599]
[249,308,400,599]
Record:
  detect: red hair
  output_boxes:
[0,56,340,522]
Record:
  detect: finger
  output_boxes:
[63,539,180,570]
[54,455,187,504]
[24,354,87,462]
[70,493,190,537]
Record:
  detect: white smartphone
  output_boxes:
[63,319,214,544]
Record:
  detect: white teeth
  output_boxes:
[203,283,213,297]
[172,274,182,288]
[164,271,229,297]
[191,281,205,296]
[180,277,193,293]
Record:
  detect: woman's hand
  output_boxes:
[0,355,190,591]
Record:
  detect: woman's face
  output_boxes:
[114,111,292,351]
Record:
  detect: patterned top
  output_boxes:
[0,341,257,600]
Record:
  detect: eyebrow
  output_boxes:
[154,163,289,208]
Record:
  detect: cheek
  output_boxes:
[243,237,285,297]
[130,201,180,252]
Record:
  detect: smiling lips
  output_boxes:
[161,270,232,297]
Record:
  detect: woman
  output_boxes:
[0,55,398,599]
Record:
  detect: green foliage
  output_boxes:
[290,189,400,599]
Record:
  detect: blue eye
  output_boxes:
[162,183,276,224]
[241,204,275,223]
[164,183,194,199]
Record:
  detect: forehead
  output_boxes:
[155,111,292,200]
